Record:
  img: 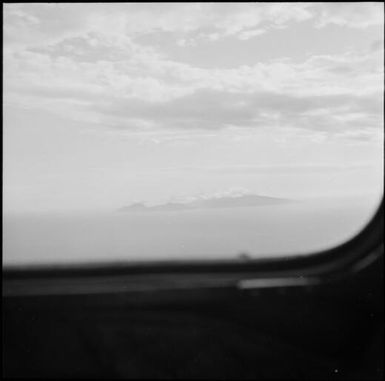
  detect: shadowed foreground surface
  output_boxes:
[3,255,383,379]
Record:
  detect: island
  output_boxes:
[118,194,291,213]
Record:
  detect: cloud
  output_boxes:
[3,3,314,49]
[4,46,382,137]
[201,187,251,200]
[370,39,384,52]
[3,4,90,50]
[197,163,378,175]
[3,3,383,142]
[78,87,381,137]
[140,163,378,178]
[207,3,312,39]
[238,28,266,40]
[174,187,252,204]
[314,3,384,29]
[4,3,383,56]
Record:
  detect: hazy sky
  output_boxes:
[3,3,384,213]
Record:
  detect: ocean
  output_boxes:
[3,196,381,267]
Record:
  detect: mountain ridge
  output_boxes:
[118,194,291,213]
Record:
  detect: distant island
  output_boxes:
[118,194,291,213]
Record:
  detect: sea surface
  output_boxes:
[3,196,381,267]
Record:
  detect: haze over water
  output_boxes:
[3,195,380,267]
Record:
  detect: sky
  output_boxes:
[3,3,384,214]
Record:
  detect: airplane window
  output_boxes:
[3,3,383,267]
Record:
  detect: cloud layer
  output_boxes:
[4,3,384,140]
